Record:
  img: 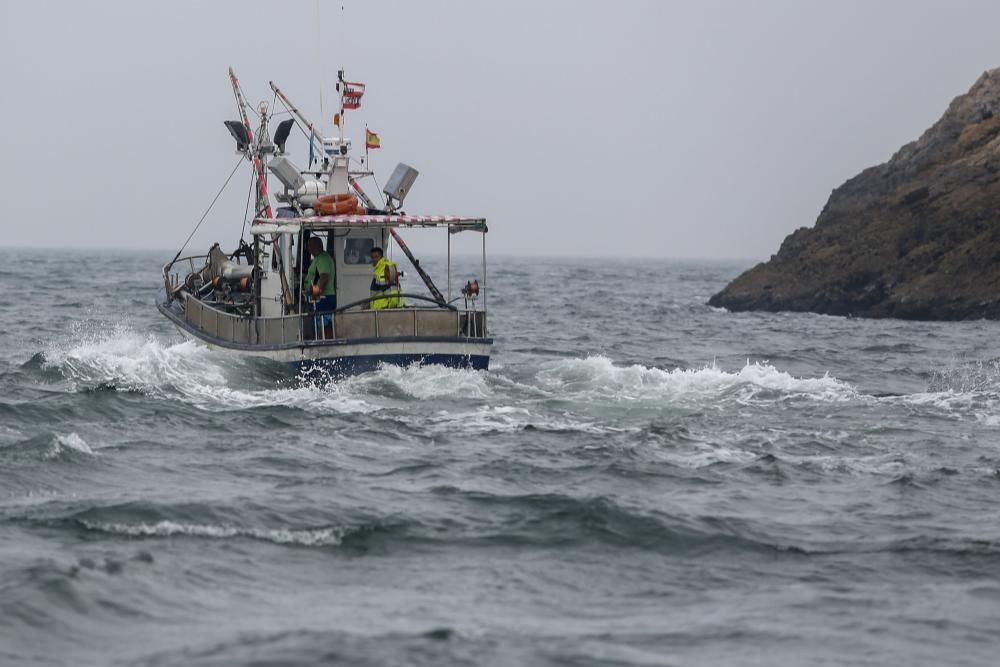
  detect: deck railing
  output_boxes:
[162,254,211,303]
[181,294,486,347]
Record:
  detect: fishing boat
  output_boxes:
[157,68,491,374]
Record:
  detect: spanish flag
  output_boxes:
[365,129,381,149]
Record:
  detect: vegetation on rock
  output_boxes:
[710,68,1000,320]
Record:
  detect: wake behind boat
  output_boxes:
[157,68,491,375]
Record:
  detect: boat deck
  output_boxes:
[161,294,487,351]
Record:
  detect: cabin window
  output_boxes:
[344,238,375,265]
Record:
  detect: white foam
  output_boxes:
[891,390,1000,426]
[349,362,493,400]
[976,412,1000,427]
[46,432,96,459]
[38,324,858,421]
[44,320,228,394]
[899,359,1000,424]
[782,452,907,477]
[416,405,528,434]
[661,444,757,468]
[396,402,646,437]
[81,520,344,546]
[42,320,509,415]
[929,359,1000,394]
[41,320,374,415]
[0,424,23,447]
[174,381,374,415]
[533,356,856,404]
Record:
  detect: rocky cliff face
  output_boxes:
[709,68,1000,320]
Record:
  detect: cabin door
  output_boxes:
[335,229,385,310]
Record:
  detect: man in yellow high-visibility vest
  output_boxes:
[369,247,404,309]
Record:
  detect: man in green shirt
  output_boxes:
[305,236,336,328]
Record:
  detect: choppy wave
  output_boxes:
[79,520,345,546]
[928,358,1000,393]
[33,323,863,420]
[9,251,1000,667]
[49,433,95,459]
[42,320,230,394]
[533,355,857,404]
[0,431,97,464]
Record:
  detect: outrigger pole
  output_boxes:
[389,229,447,305]
[229,67,293,309]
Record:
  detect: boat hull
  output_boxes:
[160,304,491,374]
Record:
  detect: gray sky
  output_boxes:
[3,0,1000,259]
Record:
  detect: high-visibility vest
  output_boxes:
[370,257,403,309]
[371,257,399,290]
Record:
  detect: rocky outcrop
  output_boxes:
[709,68,1000,320]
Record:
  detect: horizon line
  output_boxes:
[0,245,764,263]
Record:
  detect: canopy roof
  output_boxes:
[251,215,487,234]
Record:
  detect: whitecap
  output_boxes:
[39,320,375,415]
[43,319,229,395]
[660,444,757,468]
[46,432,96,459]
[353,362,492,400]
[533,355,856,404]
[80,520,344,546]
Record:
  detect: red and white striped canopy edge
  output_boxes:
[253,215,484,226]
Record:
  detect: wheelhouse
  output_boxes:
[161,215,489,354]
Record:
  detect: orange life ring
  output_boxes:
[316,193,356,204]
[315,196,358,215]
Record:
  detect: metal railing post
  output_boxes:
[482,231,486,335]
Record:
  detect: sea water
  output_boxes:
[1,249,999,666]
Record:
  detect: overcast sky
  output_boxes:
[3,0,1000,259]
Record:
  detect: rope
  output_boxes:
[370,170,387,209]
[171,157,245,263]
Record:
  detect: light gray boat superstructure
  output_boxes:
[157,68,491,374]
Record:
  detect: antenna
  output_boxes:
[316,0,324,120]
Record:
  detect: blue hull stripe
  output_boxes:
[300,353,489,375]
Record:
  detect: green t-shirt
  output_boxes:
[305,251,336,296]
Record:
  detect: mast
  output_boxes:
[228,67,273,219]
[229,67,291,309]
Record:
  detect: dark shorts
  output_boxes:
[315,295,337,313]
[314,295,336,327]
